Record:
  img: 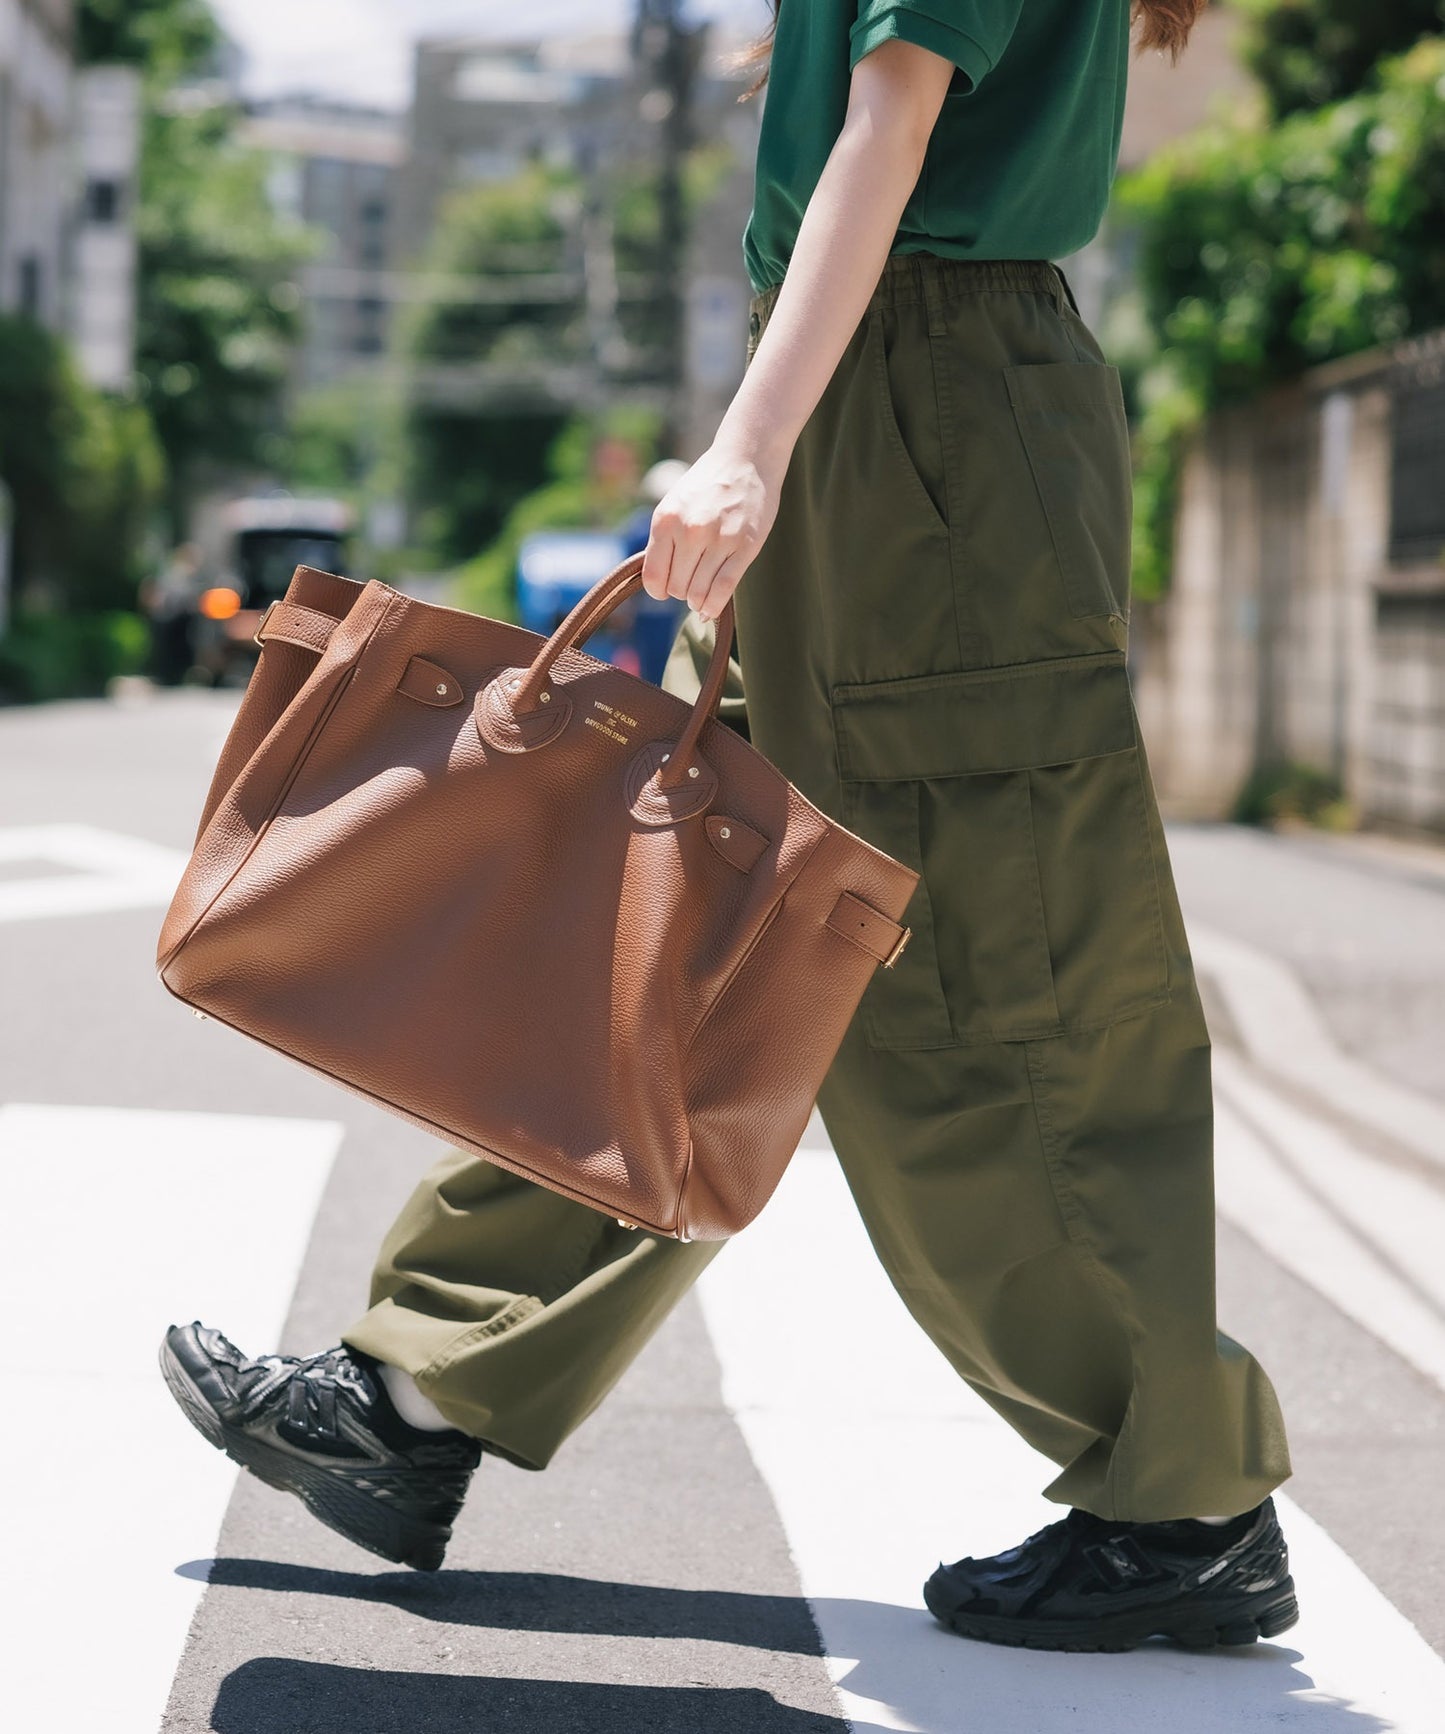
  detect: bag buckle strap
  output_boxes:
[883,925,912,969]
[827,890,911,970]
[253,598,341,656]
[252,599,277,646]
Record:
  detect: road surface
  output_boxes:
[2,687,1442,1733]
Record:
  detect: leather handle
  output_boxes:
[542,555,650,658]
[504,551,736,791]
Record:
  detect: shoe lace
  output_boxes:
[240,1346,369,1444]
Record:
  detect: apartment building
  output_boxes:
[242,95,405,387]
[71,61,139,389]
[0,0,72,330]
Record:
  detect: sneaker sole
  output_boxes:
[158,1335,451,1571]
[923,1571,1301,1653]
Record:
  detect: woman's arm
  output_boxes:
[639,38,958,622]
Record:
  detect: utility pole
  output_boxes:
[631,0,707,454]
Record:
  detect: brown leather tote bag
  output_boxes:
[156,553,917,1240]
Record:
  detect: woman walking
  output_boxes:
[162,0,1297,1652]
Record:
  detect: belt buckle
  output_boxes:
[883,925,912,969]
[252,599,278,646]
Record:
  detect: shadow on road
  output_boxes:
[186,1557,824,1654]
[212,1659,843,1732]
[189,1558,1395,1734]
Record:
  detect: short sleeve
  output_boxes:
[849,2,1025,96]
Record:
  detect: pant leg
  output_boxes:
[811,770,1290,1521]
[342,1150,720,1466]
[726,252,1291,1520]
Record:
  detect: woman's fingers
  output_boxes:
[637,443,778,611]
[641,522,710,607]
[639,526,677,602]
[640,525,748,620]
[691,548,750,622]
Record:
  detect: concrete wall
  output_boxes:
[1135,332,1445,833]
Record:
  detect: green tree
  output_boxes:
[0,315,163,608]
[1113,33,1445,598]
[77,0,219,79]
[400,166,581,566]
[136,101,310,530]
[283,379,386,495]
[402,143,732,574]
[79,0,311,532]
[0,313,163,700]
[1228,0,1445,118]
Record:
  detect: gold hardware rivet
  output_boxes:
[688,766,700,778]
[719,826,731,839]
[539,691,551,703]
[435,682,448,696]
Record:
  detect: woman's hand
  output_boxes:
[638,440,784,624]
[639,439,785,623]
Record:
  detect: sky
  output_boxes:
[210,0,767,110]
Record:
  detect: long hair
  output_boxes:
[725,0,1206,101]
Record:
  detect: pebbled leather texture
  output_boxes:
[398,655,464,708]
[705,814,768,872]
[155,553,919,1240]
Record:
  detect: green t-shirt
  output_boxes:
[741,0,1131,294]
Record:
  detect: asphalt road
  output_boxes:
[2,686,1443,1734]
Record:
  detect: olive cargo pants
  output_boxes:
[343,255,1292,1521]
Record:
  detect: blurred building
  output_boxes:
[395,34,628,268]
[0,0,73,330]
[241,96,405,387]
[70,62,140,389]
[390,26,758,451]
[0,2,142,387]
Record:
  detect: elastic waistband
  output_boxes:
[748,253,1070,334]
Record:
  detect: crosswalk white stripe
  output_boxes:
[0,1103,339,1734]
[1192,921,1445,1177]
[1214,1049,1445,1394]
[697,1137,1445,1734]
[0,825,188,923]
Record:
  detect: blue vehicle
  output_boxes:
[515,527,685,683]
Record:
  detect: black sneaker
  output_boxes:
[159,1321,481,1571]
[924,1498,1299,1652]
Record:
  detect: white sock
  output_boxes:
[377,1361,457,1432]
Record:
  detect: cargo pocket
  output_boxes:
[1003,361,1133,622]
[831,653,1169,1050]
